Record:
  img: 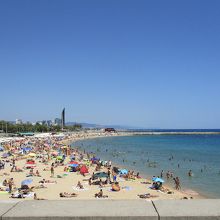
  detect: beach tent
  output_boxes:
[80,165,88,175]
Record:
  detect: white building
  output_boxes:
[15,119,23,125]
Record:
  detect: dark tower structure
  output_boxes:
[61,108,65,130]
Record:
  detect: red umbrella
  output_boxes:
[69,161,78,164]
[80,165,88,175]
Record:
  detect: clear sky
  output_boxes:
[0,0,220,128]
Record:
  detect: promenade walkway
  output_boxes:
[0,199,219,220]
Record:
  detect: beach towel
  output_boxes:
[23,192,35,198]
[157,190,166,194]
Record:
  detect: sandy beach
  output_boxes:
[0,131,202,201]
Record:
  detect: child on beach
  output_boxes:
[76,181,84,189]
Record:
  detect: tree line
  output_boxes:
[0,120,82,133]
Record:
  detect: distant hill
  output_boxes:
[66,122,100,128]
[66,122,140,130]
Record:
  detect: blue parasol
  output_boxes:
[119,169,128,175]
[21,178,33,186]
[68,163,79,167]
[2,153,9,158]
[152,177,164,183]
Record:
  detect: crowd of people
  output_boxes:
[0,133,194,200]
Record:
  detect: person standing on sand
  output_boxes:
[10,158,16,172]
[107,168,111,183]
[176,177,181,190]
[173,177,181,190]
[8,178,14,193]
[50,163,54,177]
[160,170,164,178]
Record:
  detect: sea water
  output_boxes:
[72,134,220,198]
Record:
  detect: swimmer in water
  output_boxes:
[188,170,193,177]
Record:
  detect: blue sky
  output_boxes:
[0,0,220,128]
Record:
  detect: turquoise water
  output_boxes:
[72,135,220,198]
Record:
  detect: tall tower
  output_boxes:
[61,108,65,130]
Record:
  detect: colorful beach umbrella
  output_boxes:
[93,172,108,179]
[119,169,128,175]
[68,163,79,167]
[23,147,32,152]
[69,161,78,164]
[21,178,33,186]
[2,153,9,158]
[152,177,164,183]
[56,156,63,160]
[80,165,89,175]
[52,151,58,156]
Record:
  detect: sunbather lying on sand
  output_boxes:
[138,193,159,199]
[59,192,77,198]
[141,181,151,184]
[0,173,10,176]
[34,184,47,189]
[182,196,193,200]
[11,192,24,199]
[39,179,57,184]
[15,167,23,172]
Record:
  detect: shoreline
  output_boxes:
[63,132,206,199]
